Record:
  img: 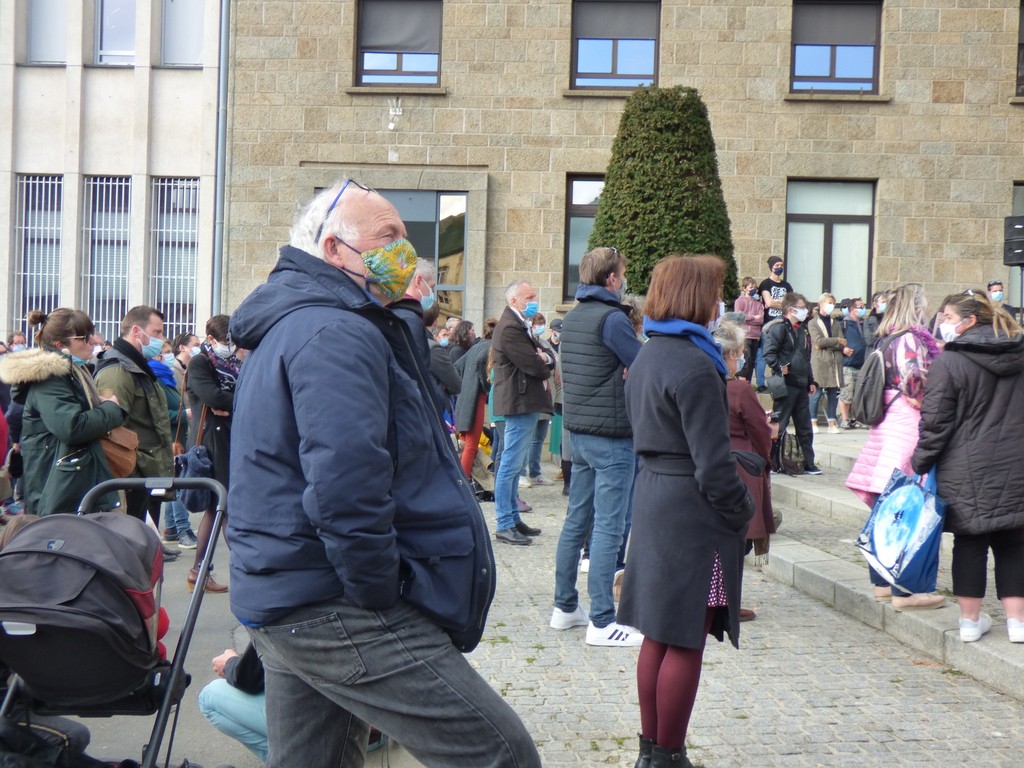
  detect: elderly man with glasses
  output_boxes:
[226,179,539,768]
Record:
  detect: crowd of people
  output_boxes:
[1,178,1022,768]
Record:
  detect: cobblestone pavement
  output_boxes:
[77,474,1024,768]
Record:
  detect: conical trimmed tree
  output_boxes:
[588,86,738,303]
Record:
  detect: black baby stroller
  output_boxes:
[0,477,226,768]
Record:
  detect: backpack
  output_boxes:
[850,332,906,426]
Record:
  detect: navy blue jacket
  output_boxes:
[842,318,867,369]
[227,246,495,649]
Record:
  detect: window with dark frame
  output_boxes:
[564,176,605,300]
[785,180,875,302]
[357,0,442,86]
[791,1,881,94]
[1017,3,1024,97]
[572,1,659,89]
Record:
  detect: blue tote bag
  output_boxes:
[855,469,946,594]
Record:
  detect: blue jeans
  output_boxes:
[809,386,840,423]
[494,412,539,531]
[248,596,540,768]
[553,432,635,628]
[198,679,268,763]
[523,418,550,479]
[162,499,191,536]
[754,345,767,388]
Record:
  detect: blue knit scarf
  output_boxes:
[642,317,728,378]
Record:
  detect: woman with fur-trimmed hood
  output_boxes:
[0,309,127,515]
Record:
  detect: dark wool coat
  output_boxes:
[490,306,553,417]
[762,317,815,388]
[453,340,490,433]
[185,352,235,487]
[0,348,126,515]
[911,326,1024,535]
[617,335,753,649]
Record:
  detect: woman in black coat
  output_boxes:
[618,255,753,768]
[184,314,238,594]
[911,293,1024,644]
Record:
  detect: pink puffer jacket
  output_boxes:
[845,392,920,507]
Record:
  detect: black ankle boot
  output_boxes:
[651,744,693,768]
[633,734,654,768]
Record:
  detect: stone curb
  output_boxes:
[759,534,1024,704]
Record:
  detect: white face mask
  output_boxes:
[735,354,746,371]
[92,345,104,357]
[189,346,201,357]
[822,303,835,315]
[792,307,809,323]
[939,321,962,343]
[212,342,232,358]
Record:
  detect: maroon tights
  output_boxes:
[636,608,715,750]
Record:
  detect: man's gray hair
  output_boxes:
[505,279,531,304]
[414,257,435,283]
[290,180,360,258]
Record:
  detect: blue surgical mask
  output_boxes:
[439,337,450,348]
[10,344,26,353]
[533,324,546,337]
[60,347,87,367]
[420,286,436,311]
[991,291,1004,302]
[162,352,176,365]
[736,355,746,371]
[141,333,163,360]
[190,346,201,358]
[523,301,539,319]
[856,307,867,318]
[877,302,887,314]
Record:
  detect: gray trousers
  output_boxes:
[248,595,541,768]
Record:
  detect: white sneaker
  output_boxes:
[579,556,590,573]
[585,621,644,647]
[519,475,532,488]
[1008,618,1024,643]
[550,605,589,630]
[959,613,993,642]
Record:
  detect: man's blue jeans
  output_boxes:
[494,412,539,531]
[553,432,635,628]
[162,499,191,536]
[198,679,268,762]
[523,418,550,479]
[755,345,767,388]
[248,596,540,768]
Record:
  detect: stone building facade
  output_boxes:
[223,0,1024,322]
[5,1,1024,336]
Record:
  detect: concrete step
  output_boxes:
[755,536,1024,704]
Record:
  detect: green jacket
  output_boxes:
[95,346,173,479]
[0,348,126,515]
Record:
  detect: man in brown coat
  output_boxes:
[491,279,554,545]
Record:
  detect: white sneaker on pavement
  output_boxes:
[550,605,589,630]
[1008,618,1024,643]
[959,613,992,642]
[585,621,644,647]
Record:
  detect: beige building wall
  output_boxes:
[226,0,1024,321]
[0,0,222,338]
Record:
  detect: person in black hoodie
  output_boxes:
[761,292,821,474]
[912,293,1024,644]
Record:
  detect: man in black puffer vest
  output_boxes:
[551,247,644,648]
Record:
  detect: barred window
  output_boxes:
[150,178,200,341]
[13,176,63,340]
[82,177,132,344]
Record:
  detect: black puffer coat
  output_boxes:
[911,325,1024,535]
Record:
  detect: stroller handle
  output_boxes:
[77,477,228,515]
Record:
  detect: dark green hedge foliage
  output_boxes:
[587,86,738,304]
